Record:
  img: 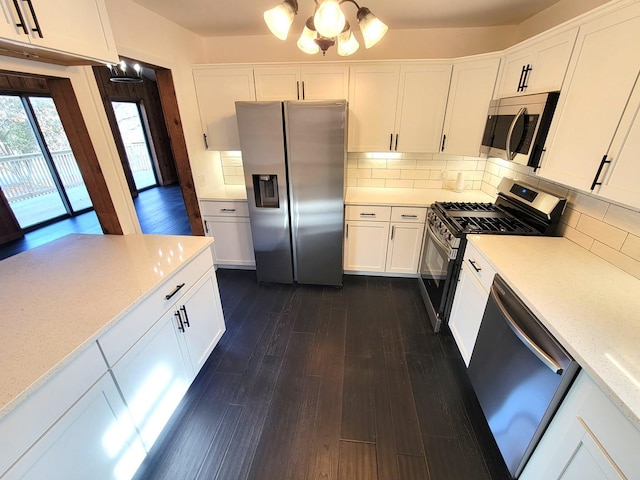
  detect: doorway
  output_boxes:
[0,94,93,229]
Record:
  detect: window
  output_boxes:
[0,94,93,229]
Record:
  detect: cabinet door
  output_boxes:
[442,57,500,156]
[111,314,191,451]
[448,263,488,366]
[204,216,255,267]
[0,1,26,41]
[5,374,145,480]
[597,85,640,209]
[394,64,452,153]
[385,222,425,274]
[254,67,300,101]
[540,5,640,191]
[300,66,349,100]
[344,220,390,272]
[496,28,576,97]
[193,67,256,151]
[348,65,400,152]
[23,0,117,63]
[175,270,225,373]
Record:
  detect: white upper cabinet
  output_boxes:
[254,65,349,101]
[495,28,578,98]
[0,0,118,64]
[348,63,452,152]
[441,56,500,156]
[539,2,640,208]
[193,67,256,151]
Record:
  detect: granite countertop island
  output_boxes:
[469,235,640,429]
[0,234,213,418]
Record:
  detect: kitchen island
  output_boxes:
[0,233,225,478]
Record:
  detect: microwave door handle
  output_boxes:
[506,107,526,161]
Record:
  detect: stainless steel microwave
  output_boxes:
[480,91,559,170]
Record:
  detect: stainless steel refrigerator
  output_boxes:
[235,100,347,286]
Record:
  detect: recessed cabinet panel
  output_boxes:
[344,220,390,272]
[5,374,145,480]
[300,66,349,100]
[385,222,425,274]
[193,68,256,151]
[254,67,300,101]
[204,216,255,266]
[540,5,640,195]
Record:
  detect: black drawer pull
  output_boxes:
[175,311,185,332]
[12,0,28,34]
[165,283,185,300]
[469,259,482,273]
[359,213,376,217]
[220,208,236,212]
[401,214,418,219]
[180,305,190,328]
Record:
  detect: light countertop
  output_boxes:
[469,235,640,429]
[197,186,496,206]
[0,234,213,418]
[345,187,495,206]
[198,185,247,201]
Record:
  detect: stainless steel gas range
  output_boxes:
[418,177,567,333]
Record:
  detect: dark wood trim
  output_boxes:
[47,78,122,234]
[0,186,23,245]
[155,69,203,236]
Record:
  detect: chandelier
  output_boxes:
[107,60,143,83]
[264,0,388,56]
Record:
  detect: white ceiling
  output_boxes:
[131,0,562,37]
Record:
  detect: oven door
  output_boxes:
[418,220,459,333]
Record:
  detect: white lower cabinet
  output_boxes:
[521,371,640,480]
[344,205,426,275]
[201,200,255,268]
[111,311,192,451]
[448,241,496,365]
[4,373,145,480]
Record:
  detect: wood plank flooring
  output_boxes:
[0,185,190,260]
[133,271,511,480]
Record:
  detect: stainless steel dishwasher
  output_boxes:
[468,275,579,479]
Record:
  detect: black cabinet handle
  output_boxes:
[12,0,28,34]
[345,223,349,239]
[165,282,185,300]
[469,259,482,272]
[517,65,527,92]
[517,64,533,92]
[394,134,399,151]
[590,154,612,190]
[220,208,236,212]
[175,311,185,332]
[203,133,209,149]
[389,133,393,150]
[302,81,305,100]
[441,134,447,152]
[22,0,42,38]
[180,305,190,328]
[296,81,300,100]
[204,220,209,234]
[390,225,395,240]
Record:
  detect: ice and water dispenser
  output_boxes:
[253,174,279,208]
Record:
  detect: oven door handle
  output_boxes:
[506,107,526,161]
[490,283,563,375]
[426,222,453,257]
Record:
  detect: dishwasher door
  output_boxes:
[467,275,579,478]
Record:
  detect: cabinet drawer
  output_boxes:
[463,241,496,292]
[0,343,106,476]
[390,206,426,223]
[98,247,214,366]
[345,205,391,221]
[200,200,249,217]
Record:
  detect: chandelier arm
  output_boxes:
[339,0,361,10]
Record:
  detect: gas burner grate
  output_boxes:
[437,202,499,212]
[455,216,536,234]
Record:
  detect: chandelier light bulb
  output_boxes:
[264,0,298,40]
[314,0,346,38]
[297,18,320,54]
[357,7,388,48]
[337,24,359,56]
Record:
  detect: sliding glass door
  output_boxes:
[0,94,93,229]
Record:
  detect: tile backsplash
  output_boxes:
[217,151,640,280]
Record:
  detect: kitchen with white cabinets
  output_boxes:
[2,0,640,478]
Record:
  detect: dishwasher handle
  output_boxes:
[490,282,563,375]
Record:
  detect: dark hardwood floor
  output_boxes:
[0,185,190,260]
[134,270,511,480]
